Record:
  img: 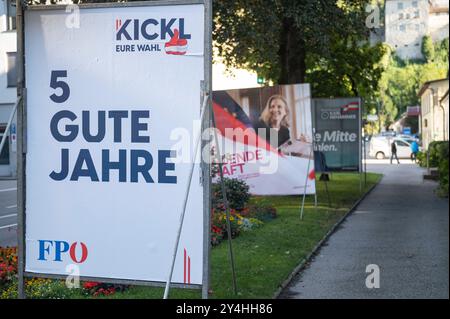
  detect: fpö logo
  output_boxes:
[38,240,88,264]
[115,18,191,55]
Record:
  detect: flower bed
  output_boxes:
[211,178,277,246]
[82,281,128,297]
[0,247,17,290]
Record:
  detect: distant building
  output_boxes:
[428,0,450,41]
[385,0,449,60]
[390,106,420,134]
[0,0,17,177]
[418,78,449,149]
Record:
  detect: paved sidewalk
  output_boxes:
[280,163,449,299]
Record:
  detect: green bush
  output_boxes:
[211,210,241,240]
[417,151,427,167]
[242,204,278,222]
[436,142,449,197]
[427,141,447,167]
[212,178,250,211]
[424,141,449,197]
[420,141,448,168]
[438,158,449,197]
[1,278,79,299]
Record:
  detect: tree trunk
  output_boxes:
[348,75,359,96]
[278,19,307,85]
[278,18,291,84]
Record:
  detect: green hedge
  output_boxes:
[418,141,448,197]
[417,141,449,167]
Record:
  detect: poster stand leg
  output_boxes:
[210,105,238,296]
[300,146,313,220]
[364,134,367,187]
[163,94,209,299]
[17,0,26,300]
[359,171,363,194]
[324,178,332,210]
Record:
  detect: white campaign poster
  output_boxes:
[25,4,205,285]
[212,84,316,195]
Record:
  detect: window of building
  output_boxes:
[424,119,428,128]
[399,12,404,19]
[398,2,404,10]
[6,0,17,31]
[406,13,410,19]
[0,126,10,165]
[400,24,406,32]
[412,1,418,7]
[7,52,17,88]
[415,11,420,18]
[415,24,420,31]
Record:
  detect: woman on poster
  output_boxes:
[254,94,291,148]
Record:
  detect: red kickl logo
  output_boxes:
[165,29,188,55]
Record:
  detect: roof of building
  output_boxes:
[418,78,449,97]
[429,0,449,8]
[407,106,421,116]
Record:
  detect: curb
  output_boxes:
[272,179,381,299]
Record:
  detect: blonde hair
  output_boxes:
[259,95,290,128]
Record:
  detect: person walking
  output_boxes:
[410,140,419,163]
[390,141,400,164]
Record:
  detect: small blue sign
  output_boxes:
[403,127,411,135]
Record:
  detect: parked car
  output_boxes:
[369,136,418,159]
[397,134,419,141]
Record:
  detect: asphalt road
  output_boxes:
[0,180,17,247]
[280,162,449,299]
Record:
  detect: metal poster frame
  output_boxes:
[358,97,363,193]
[17,0,212,299]
[312,97,363,173]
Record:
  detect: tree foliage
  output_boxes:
[213,0,376,84]
[422,35,435,63]
[378,37,449,128]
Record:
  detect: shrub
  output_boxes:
[416,151,427,167]
[26,278,77,299]
[241,203,278,222]
[438,158,449,197]
[436,142,449,197]
[0,247,17,290]
[424,141,449,197]
[211,209,241,241]
[427,141,447,167]
[210,207,267,246]
[212,178,250,211]
[210,224,224,247]
[1,278,78,299]
[82,281,128,297]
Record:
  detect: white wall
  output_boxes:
[385,0,429,60]
[385,0,449,60]
[420,80,449,149]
